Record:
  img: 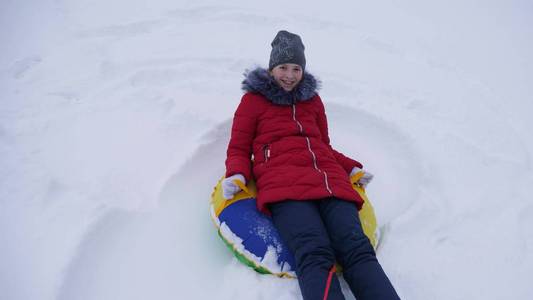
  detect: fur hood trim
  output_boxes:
[241,67,320,105]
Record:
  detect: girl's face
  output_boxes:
[270,63,303,92]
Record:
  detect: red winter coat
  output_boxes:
[225,68,364,214]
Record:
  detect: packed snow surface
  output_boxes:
[1,1,532,299]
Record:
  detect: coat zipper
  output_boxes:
[263,144,271,163]
[292,104,333,194]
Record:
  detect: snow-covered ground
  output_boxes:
[1,1,532,299]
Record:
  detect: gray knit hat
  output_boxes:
[268,30,306,71]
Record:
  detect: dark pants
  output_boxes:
[270,197,400,300]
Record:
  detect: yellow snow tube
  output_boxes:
[210,171,380,278]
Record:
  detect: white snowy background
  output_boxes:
[1,0,532,299]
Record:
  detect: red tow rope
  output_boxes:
[322,265,337,300]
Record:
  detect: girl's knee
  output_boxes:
[296,244,336,274]
[336,235,376,267]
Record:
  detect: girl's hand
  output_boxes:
[350,167,374,188]
[221,174,246,199]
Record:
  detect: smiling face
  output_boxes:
[269,63,303,92]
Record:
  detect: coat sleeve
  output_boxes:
[316,96,363,173]
[225,94,257,181]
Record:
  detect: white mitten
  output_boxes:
[221,174,246,200]
[350,167,374,188]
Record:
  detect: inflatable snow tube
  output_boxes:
[210,172,379,278]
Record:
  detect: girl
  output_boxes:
[222,30,400,300]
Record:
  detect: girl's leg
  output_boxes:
[319,198,400,300]
[270,200,345,300]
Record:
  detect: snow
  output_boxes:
[1,0,532,299]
